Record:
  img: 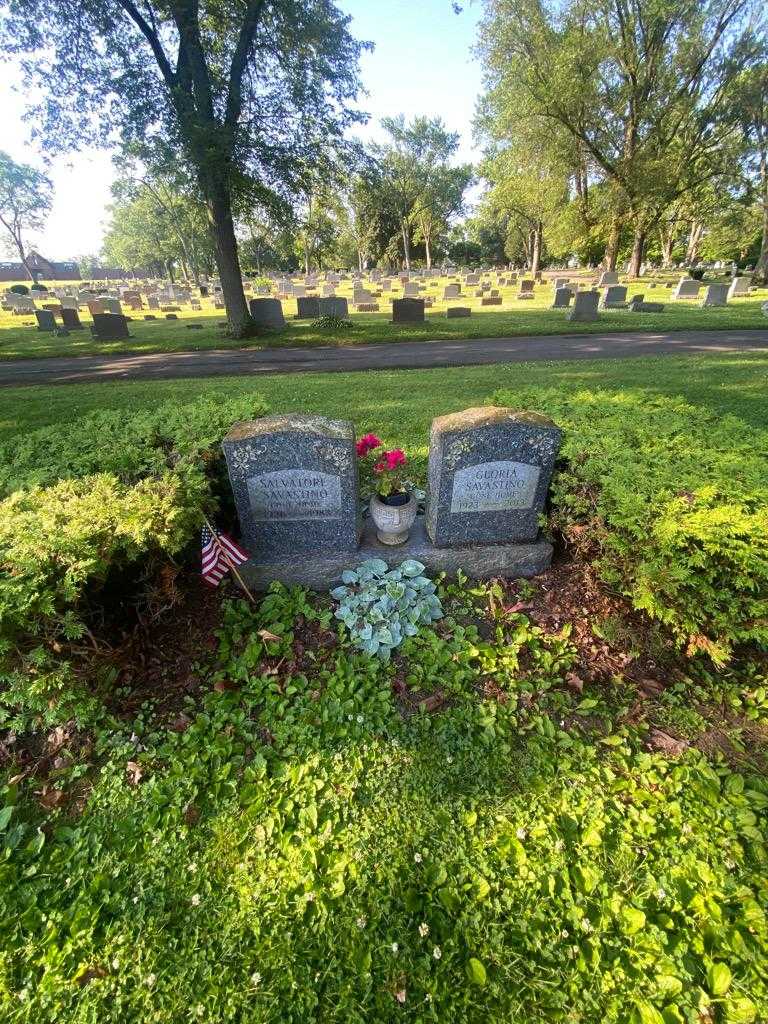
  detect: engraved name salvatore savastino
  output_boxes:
[247,469,342,521]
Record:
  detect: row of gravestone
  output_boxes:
[249,296,435,326]
[221,408,561,573]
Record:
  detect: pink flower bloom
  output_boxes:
[356,433,382,458]
[384,449,406,469]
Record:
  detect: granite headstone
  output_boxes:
[295,296,321,319]
[90,313,131,340]
[566,291,599,321]
[60,307,83,330]
[426,407,561,548]
[222,415,361,560]
[701,283,729,307]
[249,297,285,328]
[392,298,425,323]
[319,297,349,318]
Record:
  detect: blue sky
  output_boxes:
[0,0,483,258]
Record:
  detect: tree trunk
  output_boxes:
[205,183,252,336]
[659,226,675,268]
[629,227,645,277]
[531,222,542,274]
[424,232,432,270]
[401,222,411,271]
[605,217,621,271]
[685,221,704,265]
[754,149,768,285]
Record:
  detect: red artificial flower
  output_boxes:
[384,449,406,469]
[355,433,382,458]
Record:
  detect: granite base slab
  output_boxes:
[239,515,553,591]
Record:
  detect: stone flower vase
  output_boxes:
[370,491,418,546]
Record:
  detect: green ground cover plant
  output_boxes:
[1,353,767,1020]
[1,277,767,361]
[1,581,766,1023]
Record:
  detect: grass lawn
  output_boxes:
[2,352,767,1022]
[2,275,767,361]
[2,350,768,446]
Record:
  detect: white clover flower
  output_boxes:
[391,942,399,954]
[418,922,430,938]
[195,1005,204,1018]
[580,918,592,932]
[395,989,406,1003]
[356,916,367,929]
[251,971,261,986]
[191,894,201,907]
[146,973,157,988]
[112,958,120,970]
[132,895,140,904]
[656,887,667,900]
[425,993,433,1002]
[433,946,442,960]
[561,929,569,939]
[306,892,316,902]
[516,827,527,840]
[356,714,364,723]
[414,852,423,864]
[188,863,197,873]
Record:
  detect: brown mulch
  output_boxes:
[502,561,671,691]
[102,574,225,720]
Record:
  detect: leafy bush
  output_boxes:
[2,579,766,1023]
[0,394,269,728]
[311,315,353,329]
[492,387,768,662]
[331,558,443,659]
[9,284,29,295]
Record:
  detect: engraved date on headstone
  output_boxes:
[450,460,540,514]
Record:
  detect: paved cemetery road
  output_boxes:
[1,328,768,387]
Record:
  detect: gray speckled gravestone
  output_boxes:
[295,296,321,319]
[672,278,702,300]
[248,297,285,328]
[60,307,83,330]
[222,415,361,560]
[702,283,729,307]
[319,297,349,318]
[35,309,57,331]
[600,284,628,309]
[426,407,561,548]
[552,286,572,309]
[567,291,599,321]
[392,298,425,323]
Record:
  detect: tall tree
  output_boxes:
[1,1,367,335]
[477,0,758,274]
[0,151,53,279]
[729,53,768,282]
[374,116,471,270]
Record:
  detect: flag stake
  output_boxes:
[202,514,257,605]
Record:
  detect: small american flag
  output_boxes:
[201,524,249,586]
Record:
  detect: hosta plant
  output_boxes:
[331,558,443,659]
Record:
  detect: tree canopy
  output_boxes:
[0,0,368,332]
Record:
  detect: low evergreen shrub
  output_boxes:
[492,387,768,662]
[0,395,269,729]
